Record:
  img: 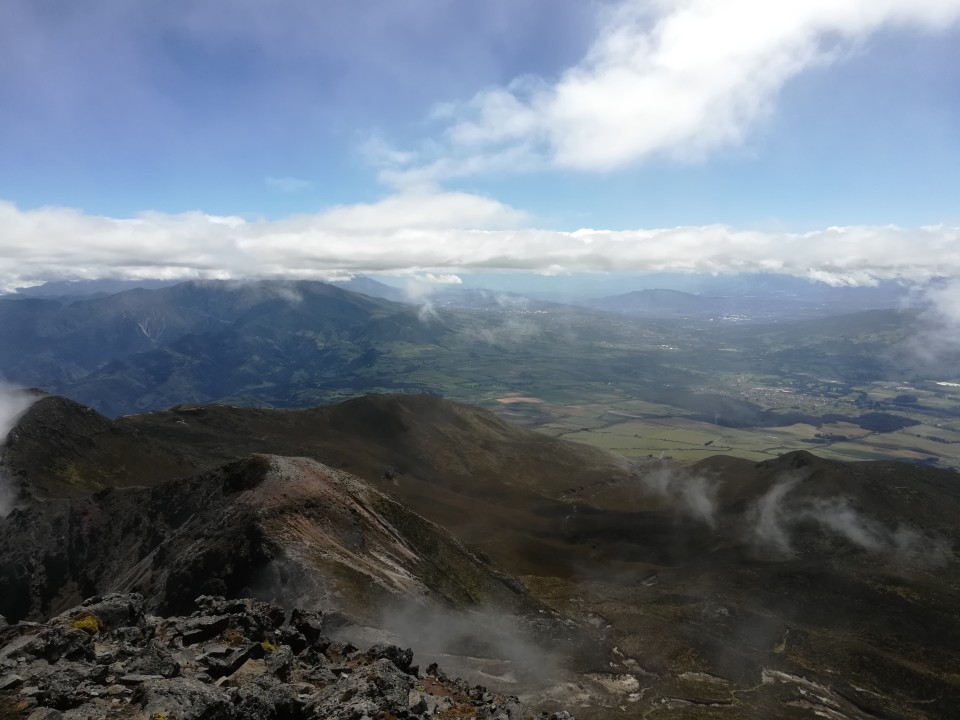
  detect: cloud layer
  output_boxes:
[1,197,959,291]
[382,0,960,184]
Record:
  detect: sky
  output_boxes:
[1,0,960,293]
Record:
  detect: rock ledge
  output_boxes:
[0,593,575,720]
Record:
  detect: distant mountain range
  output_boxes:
[0,280,441,415]
[0,279,945,441]
[583,282,908,319]
[4,275,408,303]
[585,288,714,316]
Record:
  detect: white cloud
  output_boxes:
[265,176,313,192]
[359,135,418,169]
[298,191,529,233]
[1,197,959,291]
[384,0,960,184]
[906,278,960,364]
[919,279,960,328]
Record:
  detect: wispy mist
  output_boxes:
[350,599,567,694]
[906,279,960,369]
[640,466,719,527]
[399,273,462,323]
[251,556,571,694]
[748,474,953,564]
[750,477,800,556]
[458,293,544,347]
[638,464,952,565]
[0,383,39,517]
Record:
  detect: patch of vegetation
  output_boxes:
[857,412,921,433]
[223,628,246,646]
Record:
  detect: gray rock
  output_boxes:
[275,626,307,654]
[306,658,413,720]
[494,697,528,718]
[35,661,105,709]
[264,645,294,681]
[366,642,414,673]
[138,676,235,720]
[26,709,63,720]
[119,673,165,684]
[181,615,230,645]
[204,642,260,679]
[0,672,23,691]
[196,644,231,661]
[234,674,302,719]
[79,593,145,631]
[0,594,574,720]
[0,633,40,662]
[31,627,94,664]
[125,640,180,678]
[196,595,248,615]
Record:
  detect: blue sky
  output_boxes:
[1,0,960,292]
[1,0,597,217]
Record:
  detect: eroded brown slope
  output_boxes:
[5,393,634,577]
[0,454,548,626]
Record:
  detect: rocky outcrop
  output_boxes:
[0,593,575,720]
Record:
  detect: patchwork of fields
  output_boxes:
[479,382,960,469]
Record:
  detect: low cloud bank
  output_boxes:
[1,199,959,292]
[0,383,38,517]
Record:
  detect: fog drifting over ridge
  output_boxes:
[0,384,38,518]
[1,197,959,293]
[639,465,953,565]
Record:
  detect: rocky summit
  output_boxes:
[0,592,574,720]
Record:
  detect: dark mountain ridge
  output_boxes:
[2,392,959,718]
